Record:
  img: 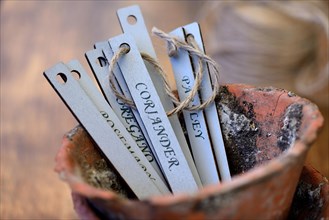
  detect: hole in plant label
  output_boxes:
[127,15,137,25]
[120,43,131,53]
[71,70,81,80]
[56,73,67,84]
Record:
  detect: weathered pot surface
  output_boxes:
[55,84,325,219]
[289,164,329,219]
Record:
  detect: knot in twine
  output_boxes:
[108,27,221,116]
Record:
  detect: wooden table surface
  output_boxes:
[1,1,327,219]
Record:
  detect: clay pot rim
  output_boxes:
[55,84,324,207]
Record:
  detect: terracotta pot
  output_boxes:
[289,164,329,219]
[55,84,324,219]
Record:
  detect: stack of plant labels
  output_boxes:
[44,5,230,200]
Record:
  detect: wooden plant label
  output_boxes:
[183,22,231,181]
[65,60,169,193]
[93,41,162,170]
[108,34,198,194]
[117,5,202,187]
[169,27,220,186]
[44,62,169,199]
[85,47,165,182]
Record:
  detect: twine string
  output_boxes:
[107,46,178,112]
[152,27,221,115]
[108,45,135,107]
[186,34,220,110]
[108,28,221,116]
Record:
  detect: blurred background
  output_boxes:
[1,1,327,219]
